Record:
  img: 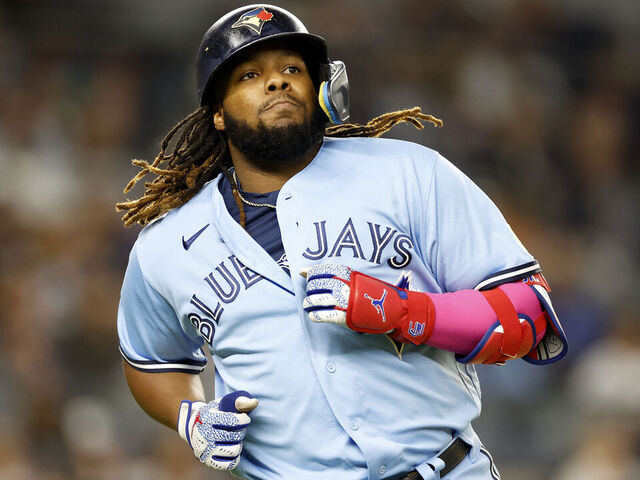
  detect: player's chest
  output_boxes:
[276,203,421,289]
[166,210,425,353]
[167,244,297,353]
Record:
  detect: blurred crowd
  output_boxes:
[0,1,638,479]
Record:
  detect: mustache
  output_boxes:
[259,94,304,114]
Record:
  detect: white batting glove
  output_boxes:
[177,390,258,470]
[301,264,352,326]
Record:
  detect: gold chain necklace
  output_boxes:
[232,171,277,209]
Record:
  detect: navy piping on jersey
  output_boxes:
[474,261,541,291]
[119,344,207,374]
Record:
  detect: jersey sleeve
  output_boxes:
[117,245,207,374]
[425,154,541,292]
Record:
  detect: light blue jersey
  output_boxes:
[118,137,539,479]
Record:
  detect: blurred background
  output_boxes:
[1,0,638,479]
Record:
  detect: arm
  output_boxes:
[302,264,567,365]
[123,360,257,470]
[118,247,257,470]
[122,360,206,429]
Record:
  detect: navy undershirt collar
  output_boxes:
[218,172,288,273]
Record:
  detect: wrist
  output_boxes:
[394,290,435,345]
[177,400,206,445]
[347,271,435,344]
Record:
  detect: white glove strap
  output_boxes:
[178,400,206,445]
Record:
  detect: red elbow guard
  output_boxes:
[456,287,548,365]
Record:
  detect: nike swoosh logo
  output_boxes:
[182,224,209,250]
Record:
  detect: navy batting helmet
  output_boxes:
[196,4,349,123]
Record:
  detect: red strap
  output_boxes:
[481,288,523,358]
[405,291,435,345]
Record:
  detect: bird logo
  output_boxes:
[231,7,274,35]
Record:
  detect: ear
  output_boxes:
[213,107,225,131]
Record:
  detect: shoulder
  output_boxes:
[320,136,440,173]
[137,179,217,245]
[323,136,438,159]
[132,178,220,276]
[317,137,441,186]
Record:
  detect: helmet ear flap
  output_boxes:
[318,61,350,124]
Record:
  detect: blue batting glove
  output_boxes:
[177,391,258,470]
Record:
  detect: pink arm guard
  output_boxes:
[346,270,560,364]
[427,282,546,355]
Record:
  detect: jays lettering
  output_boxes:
[303,218,414,269]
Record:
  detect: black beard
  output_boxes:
[223,103,326,172]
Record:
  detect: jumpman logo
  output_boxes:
[364,290,388,323]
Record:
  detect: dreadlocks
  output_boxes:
[116,107,443,227]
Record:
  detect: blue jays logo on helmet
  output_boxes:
[231,7,274,35]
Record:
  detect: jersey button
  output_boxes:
[326,362,336,373]
[349,420,359,431]
[378,465,387,476]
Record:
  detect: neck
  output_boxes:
[229,140,321,193]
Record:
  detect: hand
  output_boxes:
[301,264,434,345]
[301,264,352,326]
[177,391,258,470]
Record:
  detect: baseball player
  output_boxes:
[116,4,567,479]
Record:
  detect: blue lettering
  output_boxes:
[303,221,328,260]
[367,222,397,264]
[387,234,413,269]
[205,262,240,303]
[190,295,223,324]
[229,255,263,289]
[329,218,365,259]
[188,312,215,345]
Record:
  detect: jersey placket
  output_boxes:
[277,182,395,478]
